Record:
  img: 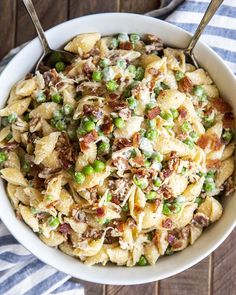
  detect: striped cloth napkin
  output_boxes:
[0,1,235,294]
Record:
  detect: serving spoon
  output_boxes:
[181,0,224,68]
[22,0,74,73]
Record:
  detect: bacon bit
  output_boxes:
[101,116,113,135]
[181,225,190,240]
[119,108,131,120]
[224,176,235,196]
[115,138,132,149]
[148,68,160,77]
[168,234,176,245]
[193,213,209,228]
[83,63,94,75]
[212,98,232,114]
[197,133,222,151]
[117,222,124,232]
[145,34,162,43]
[55,133,77,168]
[158,185,173,200]
[27,132,38,144]
[151,199,161,212]
[25,73,34,80]
[172,240,183,250]
[206,159,221,169]
[109,93,120,100]
[59,223,72,234]
[119,41,133,50]
[134,205,143,214]
[197,134,209,149]
[5,141,19,151]
[132,155,145,166]
[79,130,98,152]
[178,107,188,119]
[178,76,193,93]
[109,100,127,111]
[211,134,223,151]
[163,168,172,178]
[170,151,177,159]
[132,132,141,147]
[162,218,173,229]
[83,104,103,120]
[112,157,129,171]
[147,106,161,119]
[43,69,59,86]
[223,112,235,129]
[111,196,120,205]
[177,132,188,141]
[96,207,105,217]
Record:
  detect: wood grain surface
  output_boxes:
[0,1,235,295]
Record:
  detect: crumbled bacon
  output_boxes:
[83,63,94,75]
[224,176,235,196]
[25,73,34,80]
[162,218,173,229]
[119,41,133,50]
[212,98,232,114]
[96,207,105,217]
[193,213,209,228]
[178,106,188,119]
[56,133,77,167]
[108,100,127,111]
[119,108,131,120]
[38,167,61,179]
[27,132,38,144]
[79,130,98,152]
[108,93,120,100]
[132,155,145,166]
[83,104,103,120]
[223,112,235,129]
[5,141,19,151]
[178,76,193,93]
[108,178,131,201]
[172,240,184,250]
[112,157,129,171]
[115,138,132,149]
[148,68,160,77]
[117,222,124,232]
[206,159,221,169]
[145,34,163,44]
[43,69,59,86]
[132,132,141,147]
[177,132,188,141]
[146,106,161,119]
[181,225,190,240]
[100,116,113,135]
[158,185,173,200]
[197,133,222,151]
[59,223,72,234]
[111,196,120,205]
[150,199,161,212]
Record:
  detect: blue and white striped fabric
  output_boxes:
[147,0,236,73]
[0,1,235,294]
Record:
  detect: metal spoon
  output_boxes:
[183,0,224,68]
[22,0,74,73]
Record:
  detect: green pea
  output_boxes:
[77,127,87,136]
[0,151,8,163]
[92,71,102,82]
[222,130,233,143]
[181,122,192,133]
[154,86,161,96]
[53,110,63,121]
[130,33,140,43]
[98,141,110,155]
[50,52,63,63]
[147,232,153,241]
[189,131,198,142]
[7,113,17,124]
[193,85,205,96]
[206,170,215,180]
[160,111,173,122]
[152,152,163,163]
[153,177,162,187]
[55,61,66,72]
[48,216,60,228]
[145,129,158,140]
[117,59,127,69]
[195,197,204,206]
[162,203,172,215]
[146,191,157,200]
[127,65,136,74]
[106,193,112,202]
[175,71,185,81]
[137,255,148,266]
[122,203,129,212]
[51,93,62,104]
[114,117,125,129]
[63,104,73,115]
[134,67,144,81]
[165,246,174,256]
[171,109,179,120]
[83,120,96,132]
[106,80,118,92]
[55,120,66,131]
[45,195,54,201]
[144,159,151,168]
[146,102,156,110]
[133,175,148,189]
[117,33,129,43]
[5,133,13,141]
[109,38,119,49]
[99,58,110,68]
[183,138,195,149]
[160,82,170,90]
[36,92,46,103]
[127,97,137,109]
[74,172,85,184]
[172,202,182,214]
[93,160,105,172]
[82,165,94,176]
[22,159,30,173]
[204,182,215,192]
[24,113,30,122]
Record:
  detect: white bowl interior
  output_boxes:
[0,13,235,285]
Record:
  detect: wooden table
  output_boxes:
[1,1,235,294]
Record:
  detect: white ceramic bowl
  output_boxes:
[0,13,235,285]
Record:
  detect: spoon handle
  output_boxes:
[22,0,51,54]
[186,0,224,53]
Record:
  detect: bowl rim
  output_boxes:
[0,12,235,285]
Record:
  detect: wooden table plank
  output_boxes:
[15,0,68,46]
[106,282,157,295]
[0,0,17,60]
[120,0,159,14]
[69,0,118,19]
[159,257,211,295]
[212,228,236,295]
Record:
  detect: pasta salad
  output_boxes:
[0,32,235,267]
